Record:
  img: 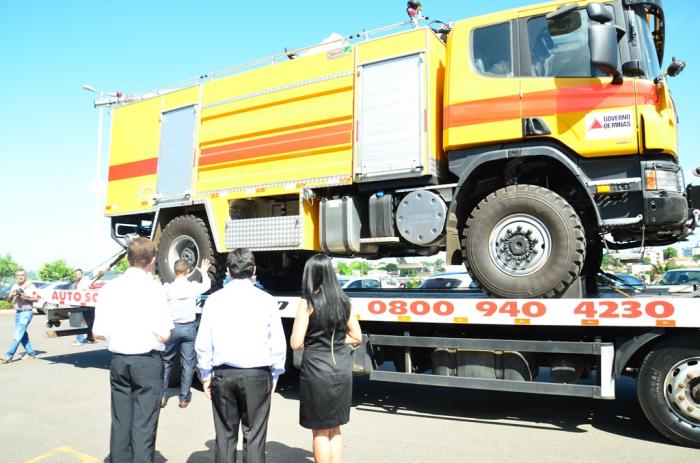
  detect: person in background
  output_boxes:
[3,269,40,363]
[161,258,211,409]
[290,253,362,463]
[93,237,174,463]
[72,268,97,347]
[195,248,286,463]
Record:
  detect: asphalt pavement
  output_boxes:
[0,311,697,462]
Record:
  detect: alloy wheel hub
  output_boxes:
[168,235,200,277]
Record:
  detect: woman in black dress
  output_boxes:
[291,254,362,463]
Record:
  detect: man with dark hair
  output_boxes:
[93,237,174,463]
[72,268,97,347]
[161,257,211,409]
[195,248,286,463]
[3,269,40,363]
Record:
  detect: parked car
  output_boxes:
[1,281,50,303]
[611,273,645,288]
[339,277,382,289]
[650,269,700,292]
[34,281,73,314]
[418,272,478,290]
[0,284,13,301]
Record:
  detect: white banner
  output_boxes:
[47,290,700,329]
[276,296,700,328]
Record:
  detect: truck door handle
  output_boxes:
[522,117,551,136]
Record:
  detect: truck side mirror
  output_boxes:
[586,3,613,23]
[667,56,686,77]
[654,56,686,84]
[587,3,621,84]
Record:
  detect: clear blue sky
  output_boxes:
[1,0,698,271]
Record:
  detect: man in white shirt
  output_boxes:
[195,248,286,463]
[72,268,97,346]
[93,237,174,463]
[161,257,211,409]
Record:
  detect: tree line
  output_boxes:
[0,253,129,284]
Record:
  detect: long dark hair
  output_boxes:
[302,254,351,332]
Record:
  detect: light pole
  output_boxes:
[82,85,104,210]
[82,84,120,265]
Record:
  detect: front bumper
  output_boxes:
[643,190,687,228]
[686,183,700,227]
[641,160,687,229]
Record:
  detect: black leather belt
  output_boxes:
[213,365,271,373]
[112,350,162,357]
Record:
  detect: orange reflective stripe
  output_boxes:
[635,80,659,106]
[108,158,158,181]
[444,81,637,130]
[523,81,635,117]
[444,94,520,128]
[199,122,352,167]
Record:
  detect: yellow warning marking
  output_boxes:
[514,318,530,325]
[453,317,469,324]
[25,446,98,463]
[656,319,676,327]
[397,315,411,322]
[581,319,600,326]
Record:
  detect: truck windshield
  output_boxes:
[631,7,662,79]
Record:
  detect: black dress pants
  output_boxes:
[211,367,272,463]
[109,351,164,463]
[84,307,96,341]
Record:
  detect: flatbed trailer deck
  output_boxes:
[43,284,700,447]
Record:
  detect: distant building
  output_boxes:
[668,257,698,269]
[627,263,653,275]
[397,262,426,277]
[682,247,693,258]
[609,248,664,265]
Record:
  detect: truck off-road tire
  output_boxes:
[156,215,222,286]
[637,337,700,448]
[462,185,585,298]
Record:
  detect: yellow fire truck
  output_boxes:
[98,0,694,297]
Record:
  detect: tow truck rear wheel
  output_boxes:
[461,184,585,298]
[637,337,700,448]
[156,215,221,286]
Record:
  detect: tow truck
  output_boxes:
[44,258,700,447]
[60,0,700,449]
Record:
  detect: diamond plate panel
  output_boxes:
[225,216,301,249]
